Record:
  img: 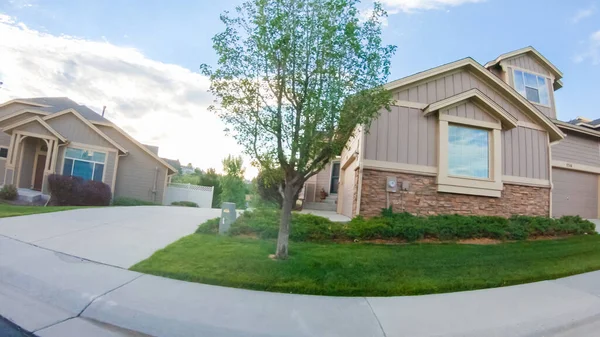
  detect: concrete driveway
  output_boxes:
[0,206,220,268]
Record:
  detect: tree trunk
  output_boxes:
[275,183,296,259]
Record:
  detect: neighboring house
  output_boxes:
[0,97,177,203]
[307,46,600,219]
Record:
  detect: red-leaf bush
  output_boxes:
[48,174,111,206]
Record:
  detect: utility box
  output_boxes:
[386,176,397,193]
[219,202,237,234]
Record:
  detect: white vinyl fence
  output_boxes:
[164,183,214,208]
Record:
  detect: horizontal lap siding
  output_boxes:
[316,162,332,194]
[365,69,549,179]
[552,131,600,167]
[97,126,168,204]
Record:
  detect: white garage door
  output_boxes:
[552,168,598,219]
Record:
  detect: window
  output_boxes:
[448,125,489,179]
[513,69,549,105]
[62,147,106,182]
[0,147,8,159]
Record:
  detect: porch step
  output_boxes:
[304,201,337,212]
[16,188,48,203]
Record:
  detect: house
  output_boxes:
[0,97,177,203]
[306,46,600,219]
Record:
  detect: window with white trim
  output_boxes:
[62,147,106,182]
[448,125,490,179]
[0,147,8,159]
[513,69,549,106]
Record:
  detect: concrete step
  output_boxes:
[303,202,337,211]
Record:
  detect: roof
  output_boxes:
[1,97,177,173]
[20,97,110,122]
[484,46,563,90]
[384,57,565,142]
[422,88,518,129]
[553,119,600,139]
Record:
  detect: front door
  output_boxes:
[330,162,340,194]
[33,154,46,191]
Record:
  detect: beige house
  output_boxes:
[306,46,600,219]
[0,97,177,203]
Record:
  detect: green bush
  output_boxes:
[171,201,199,207]
[0,184,18,201]
[195,218,220,234]
[194,208,596,243]
[112,197,159,206]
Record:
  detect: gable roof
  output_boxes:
[484,46,563,90]
[553,119,600,139]
[0,99,51,109]
[92,120,178,174]
[423,89,518,129]
[384,57,565,142]
[13,97,111,123]
[43,109,128,153]
[2,116,67,142]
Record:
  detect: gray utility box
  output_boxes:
[219,202,237,234]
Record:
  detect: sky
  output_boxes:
[0,0,599,179]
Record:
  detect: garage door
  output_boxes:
[552,168,598,219]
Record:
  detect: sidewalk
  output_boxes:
[2,235,600,337]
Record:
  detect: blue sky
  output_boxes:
[0,0,599,175]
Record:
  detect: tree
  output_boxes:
[199,168,223,208]
[256,166,285,208]
[220,155,247,209]
[203,0,395,258]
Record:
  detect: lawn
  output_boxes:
[131,234,600,296]
[0,203,81,218]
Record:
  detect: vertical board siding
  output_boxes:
[0,103,36,119]
[365,69,550,179]
[501,127,548,179]
[97,126,169,204]
[552,131,600,167]
[47,114,117,149]
[505,55,551,76]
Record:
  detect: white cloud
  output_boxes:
[570,5,595,24]
[574,30,600,65]
[0,14,257,178]
[380,0,483,13]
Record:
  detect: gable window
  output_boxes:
[448,125,489,179]
[62,147,106,182]
[0,147,8,159]
[513,69,549,106]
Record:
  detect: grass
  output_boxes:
[0,203,81,218]
[131,233,600,296]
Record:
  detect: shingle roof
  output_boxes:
[20,97,110,123]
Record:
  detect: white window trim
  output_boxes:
[512,68,551,108]
[62,146,107,182]
[0,146,8,160]
[438,113,503,198]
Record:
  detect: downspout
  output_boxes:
[152,166,159,203]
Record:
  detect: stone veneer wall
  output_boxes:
[359,169,550,218]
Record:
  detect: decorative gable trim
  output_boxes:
[2,116,67,142]
[0,99,52,109]
[384,57,564,142]
[484,46,563,81]
[43,109,128,153]
[0,108,50,125]
[423,89,518,129]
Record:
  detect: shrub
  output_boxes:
[171,201,199,207]
[112,197,160,206]
[196,207,597,243]
[195,217,220,234]
[48,174,111,206]
[0,184,18,201]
